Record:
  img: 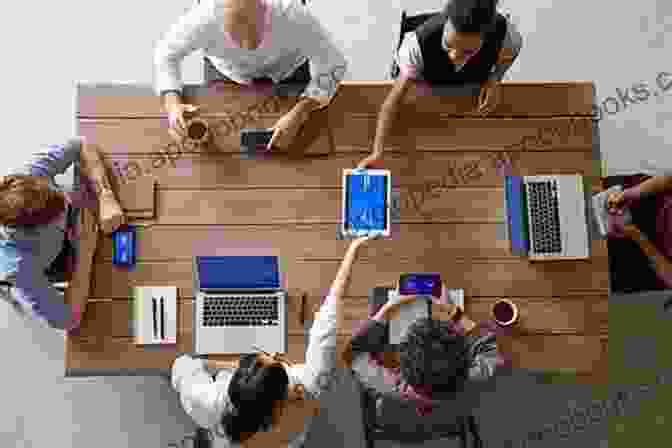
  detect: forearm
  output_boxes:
[289,97,322,124]
[372,98,402,157]
[624,176,672,200]
[204,359,238,371]
[327,245,359,300]
[79,141,114,199]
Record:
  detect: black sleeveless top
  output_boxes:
[415,12,508,85]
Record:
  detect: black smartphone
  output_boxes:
[398,273,442,298]
[241,128,274,155]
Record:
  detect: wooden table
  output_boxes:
[67,81,608,380]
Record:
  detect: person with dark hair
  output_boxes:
[171,234,378,446]
[357,0,522,169]
[604,174,672,292]
[343,284,503,416]
[155,0,347,151]
[0,137,125,331]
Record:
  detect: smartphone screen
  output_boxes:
[398,273,442,298]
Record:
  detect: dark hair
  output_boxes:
[220,354,289,443]
[0,175,66,227]
[443,0,498,33]
[399,318,470,395]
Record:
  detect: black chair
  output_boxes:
[355,286,484,448]
[390,10,440,79]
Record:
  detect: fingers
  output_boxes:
[268,127,281,150]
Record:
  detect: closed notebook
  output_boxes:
[132,286,177,345]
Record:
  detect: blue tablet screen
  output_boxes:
[345,174,388,232]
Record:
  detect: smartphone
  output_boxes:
[112,225,136,267]
[398,273,442,298]
[241,128,274,154]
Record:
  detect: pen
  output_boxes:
[160,297,165,341]
[152,297,157,340]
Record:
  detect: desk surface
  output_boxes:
[68,81,607,380]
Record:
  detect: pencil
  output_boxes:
[160,297,165,341]
[152,297,157,340]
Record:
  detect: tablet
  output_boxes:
[341,169,391,237]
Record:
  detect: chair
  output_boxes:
[390,10,440,79]
[354,286,484,448]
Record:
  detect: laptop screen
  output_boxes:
[197,256,280,290]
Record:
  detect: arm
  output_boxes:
[171,355,221,428]
[290,0,348,113]
[78,140,115,199]
[153,0,217,98]
[204,359,239,371]
[623,176,672,202]
[631,230,672,288]
[488,19,523,82]
[370,76,413,160]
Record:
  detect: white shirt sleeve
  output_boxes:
[171,355,223,429]
[395,32,424,80]
[154,0,218,96]
[286,1,347,108]
[301,296,339,398]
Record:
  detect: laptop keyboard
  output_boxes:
[526,180,563,254]
[202,295,280,327]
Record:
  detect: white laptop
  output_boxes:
[523,174,590,260]
[193,256,287,354]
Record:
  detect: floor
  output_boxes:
[1,0,670,446]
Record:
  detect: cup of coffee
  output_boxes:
[185,118,210,144]
[492,298,518,326]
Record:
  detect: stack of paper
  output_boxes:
[132,286,177,345]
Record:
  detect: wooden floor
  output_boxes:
[68,81,607,380]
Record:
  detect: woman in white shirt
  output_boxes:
[154,0,347,151]
[171,235,377,447]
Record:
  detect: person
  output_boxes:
[0,137,125,331]
[154,0,348,151]
[357,0,523,169]
[342,283,504,416]
[605,174,672,292]
[170,235,377,446]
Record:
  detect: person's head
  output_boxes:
[0,175,67,227]
[220,352,303,443]
[441,0,499,60]
[399,317,471,396]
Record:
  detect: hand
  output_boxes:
[477,80,501,116]
[98,191,126,235]
[356,152,382,170]
[622,224,642,241]
[268,111,305,150]
[607,190,627,215]
[349,233,382,250]
[167,103,200,138]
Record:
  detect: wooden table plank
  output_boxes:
[78,117,594,156]
[77,82,595,117]
[94,224,608,262]
[89,255,609,300]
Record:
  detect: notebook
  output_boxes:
[132,286,177,345]
[193,256,287,355]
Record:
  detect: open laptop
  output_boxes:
[523,174,590,260]
[193,256,287,354]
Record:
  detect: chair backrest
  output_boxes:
[390,10,441,79]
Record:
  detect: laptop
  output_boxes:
[193,256,287,354]
[505,174,590,260]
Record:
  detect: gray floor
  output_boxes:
[2,0,672,446]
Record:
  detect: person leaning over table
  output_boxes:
[357,0,523,169]
[606,174,672,291]
[0,137,125,331]
[154,0,347,151]
[342,284,507,417]
[170,235,378,447]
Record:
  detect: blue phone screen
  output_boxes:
[399,274,441,297]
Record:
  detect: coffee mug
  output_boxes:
[185,118,210,144]
[492,298,518,326]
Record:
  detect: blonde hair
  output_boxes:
[0,175,66,226]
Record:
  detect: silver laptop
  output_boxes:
[193,256,287,354]
[523,174,590,260]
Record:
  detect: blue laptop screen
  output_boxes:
[197,256,280,290]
